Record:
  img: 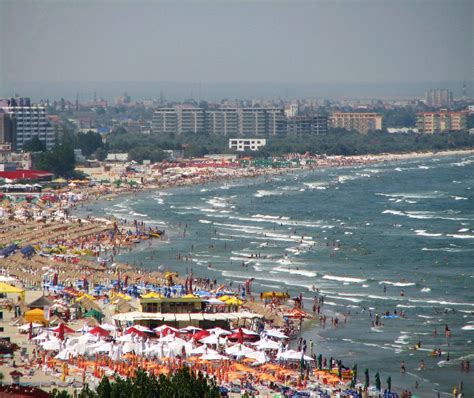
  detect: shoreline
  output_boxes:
[0,148,472,395]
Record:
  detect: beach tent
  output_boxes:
[24,308,45,323]
[0,282,25,301]
[27,295,52,310]
[83,308,104,322]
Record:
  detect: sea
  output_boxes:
[76,153,474,396]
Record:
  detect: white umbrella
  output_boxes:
[200,353,227,361]
[19,323,43,331]
[116,334,134,342]
[95,343,112,353]
[55,348,77,360]
[277,349,314,361]
[245,350,269,364]
[101,323,117,332]
[200,334,222,345]
[33,331,52,341]
[225,344,246,355]
[189,346,217,356]
[207,327,231,336]
[264,329,288,340]
[254,340,280,350]
[42,339,61,351]
[180,326,202,333]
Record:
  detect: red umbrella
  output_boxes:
[51,323,75,341]
[88,326,109,337]
[192,330,210,340]
[227,328,259,343]
[157,326,180,337]
[124,327,147,338]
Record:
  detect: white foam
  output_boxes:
[382,209,468,221]
[420,287,431,292]
[462,325,474,331]
[198,219,212,224]
[415,230,443,237]
[272,266,317,277]
[380,281,416,287]
[447,234,474,239]
[452,196,468,201]
[322,275,366,283]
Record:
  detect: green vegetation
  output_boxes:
[23,136,47,152]
[49,367,220,398]
[34,143,76,177]
[107,129,474,159]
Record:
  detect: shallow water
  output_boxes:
[78,154,474,395]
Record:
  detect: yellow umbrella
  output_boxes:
[141,292,163,299]
[225,297,243,305]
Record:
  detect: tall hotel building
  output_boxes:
[152,107,285,136]
[0,97,55,150]
[417,110,468,133]
[330,112,383,134]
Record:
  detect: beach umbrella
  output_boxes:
[375,372,381,391]
[88,326,109,337]
[264,329,288,340]
[192,330,210,340]
[364,368,370,389]
[387,376,392,392]
[207,327,231,336]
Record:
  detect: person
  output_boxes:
[401,361,406,373]
[420,359,425,370]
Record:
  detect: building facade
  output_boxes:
[229,138,267,152]
[286,116,328,135]
[1,98,55,151]
[425,89,453,108]
[330,112,383,134]
[416,110,468,133]
[152,107,285,136]
[0,111,14,145]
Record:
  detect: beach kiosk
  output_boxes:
[24,308,46,324]
[0,282,25,302]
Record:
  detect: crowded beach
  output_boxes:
[1,151,468,397]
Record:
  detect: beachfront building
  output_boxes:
[286,116,328,135]
[207,108,240,136]
[424,89,453,108]
[0,98,55,150]
[113,296,263,330]
[229,138,267,152]
[416,110,468,133]
[152,106,205,135]
[152,106,285,136]
[330,112,383,134]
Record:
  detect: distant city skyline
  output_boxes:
[1,0,472,98]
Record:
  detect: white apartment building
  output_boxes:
[152,107,285,136]
[229,138,267,152]
[2,106,55,150]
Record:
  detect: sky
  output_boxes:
[0,0,472,98]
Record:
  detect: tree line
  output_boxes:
[49,367,221,398]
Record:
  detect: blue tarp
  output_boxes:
[0,244,18,258]
[20,245,35,255]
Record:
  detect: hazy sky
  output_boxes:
[0,0,472,86]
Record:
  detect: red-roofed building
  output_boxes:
[0,169,53,181]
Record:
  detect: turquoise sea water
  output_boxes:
[78,154,474,396]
